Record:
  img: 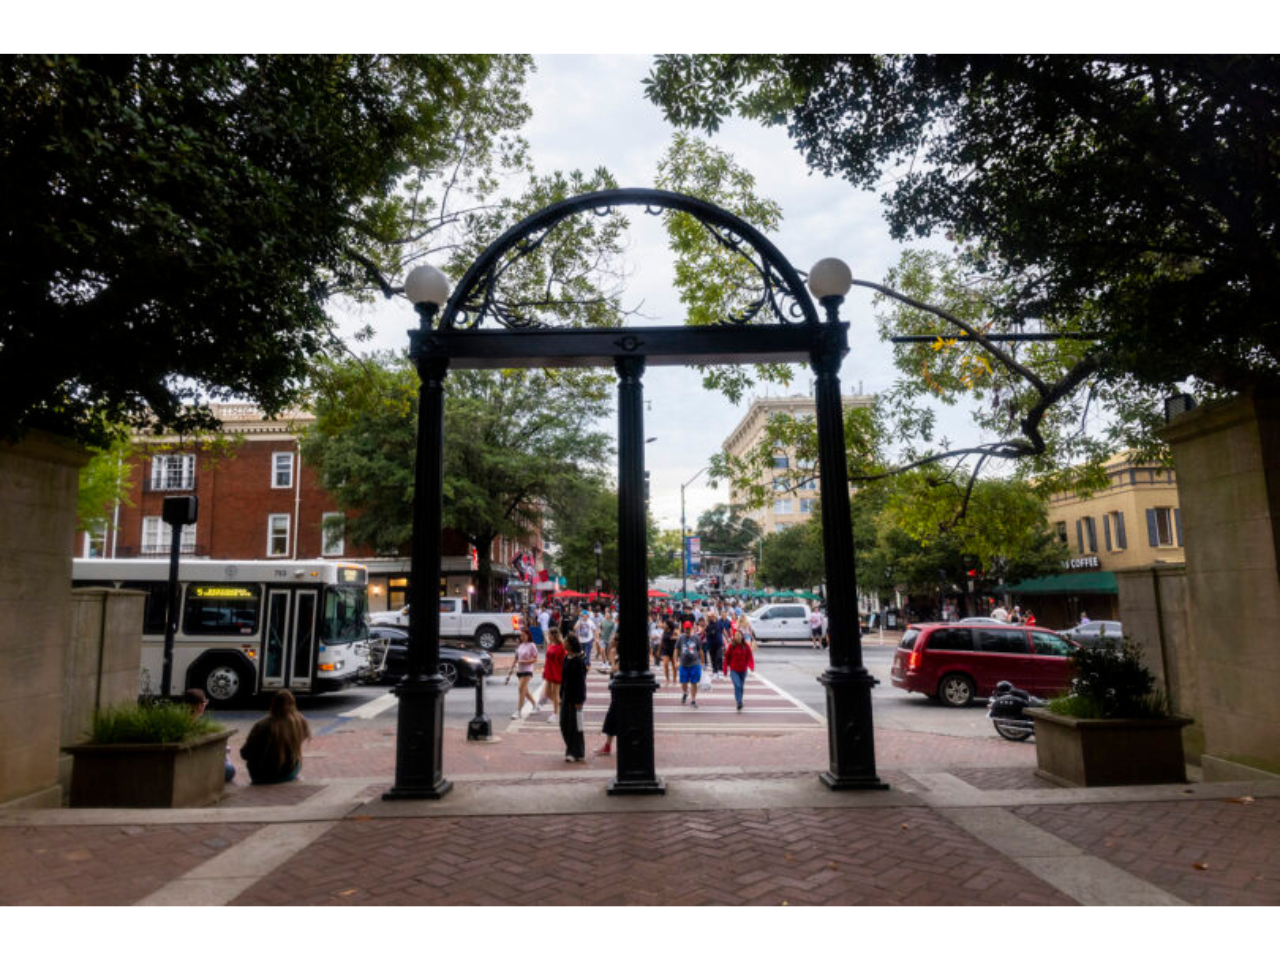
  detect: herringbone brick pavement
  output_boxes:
[0,822,261,905]
[951,767,1059,792]
[1014,797,1280,906]
[229,807,1075,906]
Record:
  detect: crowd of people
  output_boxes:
[519,597,761,762]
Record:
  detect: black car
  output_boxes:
[366,626,494,686]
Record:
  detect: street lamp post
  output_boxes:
[680,466,708,599]
[594,540,603,596]
[384,263,454,801]
[807,257,888,791]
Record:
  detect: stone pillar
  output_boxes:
[1160,393,1280,779]
[0,431,89,808]
[63,588,146,747]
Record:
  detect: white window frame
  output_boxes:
[150,454,195,491]
[799,498,815,514]
[774,498,794,514]
[267,514,291,557]
[83,519,108,558]
[272,451,295,489]
[141,516,196,555]
[321,512,345,557]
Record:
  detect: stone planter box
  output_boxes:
[1027,708,1193,787]
[65,729,232,808]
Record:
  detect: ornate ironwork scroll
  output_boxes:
[439,188,821,331]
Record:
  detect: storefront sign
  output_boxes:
[1064,555,1101,571]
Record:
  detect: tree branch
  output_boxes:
[852,278,1050,393]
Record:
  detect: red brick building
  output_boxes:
[77,404,547,612]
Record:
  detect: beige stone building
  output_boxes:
[721,393,873,537]
[1012,453,1184,625]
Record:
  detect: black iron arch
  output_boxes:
[439,187,822,331]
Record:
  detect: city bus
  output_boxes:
[72,559,370,703]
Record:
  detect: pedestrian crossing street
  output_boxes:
[509,666,825,734]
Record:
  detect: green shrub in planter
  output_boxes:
[68,699,231,807]
[1032,639,1189,787]
[90,699,223,744]
[1048,640,1169,720]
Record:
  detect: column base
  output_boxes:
[384,674,451,801]
[819,771,890,791]
[382,780,454,801]
[607,778,667,796]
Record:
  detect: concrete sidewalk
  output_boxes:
[3,767,1277,906]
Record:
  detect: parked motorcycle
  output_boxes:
[986,680,1045,741]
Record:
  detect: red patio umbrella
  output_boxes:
[553,589,591,599]
[647,589,671,598]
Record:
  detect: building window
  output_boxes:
[272,452,294,488]
[142,516,196,555]
[775,521,793,531]
[321,513,345,556]
[1055,521,1068,545]
[1147,506,1181,547]
[83,520,107,558]
[267,514,290,557]
[774,498,793,514]
[150,454,194,491]
[772,477,789,492]
[1105,510,1127,551]
[1077,516,1097,553]
[772,454,789,469]
[799,498,815,514]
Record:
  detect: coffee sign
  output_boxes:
[1064,556,1101,571]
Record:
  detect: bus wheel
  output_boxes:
[199,660,248,704]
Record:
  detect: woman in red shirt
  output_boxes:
[723,629,756,711]
[540,626,566,725]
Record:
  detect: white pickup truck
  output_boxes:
[747,602,815,642]
[369,598,522,651]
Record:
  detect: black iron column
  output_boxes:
[608,355,664,795]
[811,316,888,790]
[384,310,452,801]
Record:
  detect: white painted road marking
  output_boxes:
[339,692,398,720]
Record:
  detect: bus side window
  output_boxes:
[125,581,171,635]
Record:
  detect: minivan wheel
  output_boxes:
[939,673,975,708]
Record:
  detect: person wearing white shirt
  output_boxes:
[991,605,1009,622]
[575,614,598,669]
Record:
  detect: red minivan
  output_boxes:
[890,622,1080,707]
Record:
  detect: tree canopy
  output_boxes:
[694,502,761,556]
[302,352,612,601]
[645,55,1280,394]
[1,54,532,444]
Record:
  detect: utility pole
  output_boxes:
[680,465,708,598]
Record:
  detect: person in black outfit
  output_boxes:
[559,634,588,762]
[703,615,726,677]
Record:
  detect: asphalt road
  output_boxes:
[209,638,996,741]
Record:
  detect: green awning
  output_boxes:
[1006,571,1118,595]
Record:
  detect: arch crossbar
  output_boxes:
[439,187,821,331]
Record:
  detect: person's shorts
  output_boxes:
[678,664,702,685]
[811,627,823,638]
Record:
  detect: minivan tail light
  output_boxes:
[908,650,920,671]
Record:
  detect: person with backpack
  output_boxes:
[703,612,726,680]
[677,622,702,708]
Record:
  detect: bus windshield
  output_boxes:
[321,586,368,644]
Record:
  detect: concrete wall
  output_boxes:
[1116,565,1204,762]
[62,588,145,747]
[1161,394,1280,779]
[0,431,89,808]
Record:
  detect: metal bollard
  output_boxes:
[467,671,492,741]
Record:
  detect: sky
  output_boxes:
[331,53,960,533]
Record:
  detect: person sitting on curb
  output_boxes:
[183,688,235,782]
[239,689,311,784]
